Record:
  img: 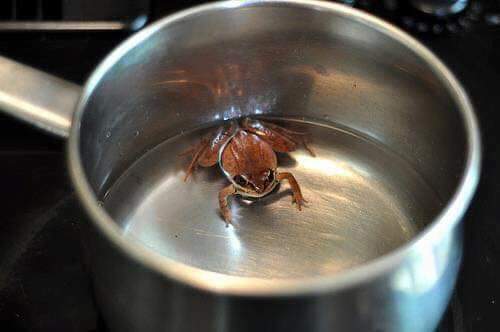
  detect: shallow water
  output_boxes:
[103,119,442,279]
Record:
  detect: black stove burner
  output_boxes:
[341,0,500,35]
[0,195,96,331]
[0,1,499,331]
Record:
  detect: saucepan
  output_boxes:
[0,1,480,331]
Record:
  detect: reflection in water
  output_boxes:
[294,154,355,178]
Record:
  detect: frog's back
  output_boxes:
[220,130,277,177]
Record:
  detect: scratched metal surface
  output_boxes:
[103,120,442,278]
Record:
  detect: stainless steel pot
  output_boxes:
[0,1,480,331]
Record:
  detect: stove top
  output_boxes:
[0,1,499,331]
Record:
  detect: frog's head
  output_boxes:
[233,169,277,197]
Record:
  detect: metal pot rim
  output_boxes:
[67,0,481,296]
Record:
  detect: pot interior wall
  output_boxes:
[77,3,467,278]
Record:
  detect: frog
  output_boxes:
[183,117,314,225]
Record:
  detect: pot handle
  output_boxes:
[0,56,82,138]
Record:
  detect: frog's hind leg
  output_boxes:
[183,137,210,181]
[183,123,237,181]
[262,121,316,157]
[242,118,315,156]
[198,122,237,167]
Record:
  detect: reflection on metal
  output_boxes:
[0,56,81,137]
[0,90,70,133]
[0,21,138,31]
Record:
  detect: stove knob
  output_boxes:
[410,0,469,17]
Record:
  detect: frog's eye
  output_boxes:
[234,175,248,187]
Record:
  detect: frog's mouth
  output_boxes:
[231,171,279,198]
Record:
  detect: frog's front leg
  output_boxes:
[218,184,237,225]
[276,172,307,210]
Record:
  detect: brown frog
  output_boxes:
[183,117,314,225]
